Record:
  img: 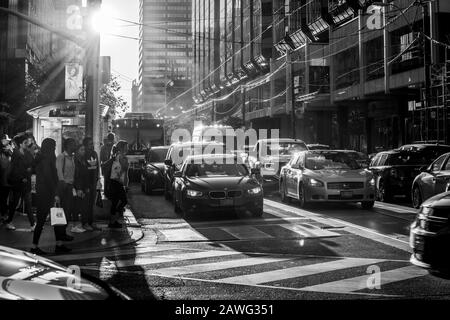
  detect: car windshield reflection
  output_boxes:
[185,162,249,177]
[305,152,361,170]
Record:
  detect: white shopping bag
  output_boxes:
[50,207,67,226]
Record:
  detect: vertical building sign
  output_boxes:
[65,63,83,100]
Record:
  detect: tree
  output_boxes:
[100,75,130,119]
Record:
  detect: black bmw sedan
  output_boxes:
[172,154,263,219]
[0,246,130,300]
[410,191,450,276]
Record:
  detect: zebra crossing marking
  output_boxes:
[300,265,428,294]
[215,258,384,285]
[106,249,241,268]
[150,256,290,276]
[159,228,209,242]
[280,224,341,239]
[220,226,274,240]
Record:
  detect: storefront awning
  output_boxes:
[27,101,87,119]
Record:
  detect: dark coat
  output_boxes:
[35,152,58,202]
[74,156,90,192]
[8,148,33,191]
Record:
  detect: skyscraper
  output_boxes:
[137,0,192,115]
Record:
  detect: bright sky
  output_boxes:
[100,0,139,106]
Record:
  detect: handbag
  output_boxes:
[95,189,103,208]
[50,207,67,227]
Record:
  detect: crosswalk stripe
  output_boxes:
[216,258,383,285]
[159,228,209,242]
[280,224,340,239]
[113,250,241,268]
[220,226,274,240]
[150,256,290,276]
[52,246,177,262]
[300,265,428,294]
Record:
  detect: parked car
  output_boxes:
[141,146,170,195]
[369,146,450,202]
[0,246,130,300]
[172,154,263,219]
[248,139,308,188]
[410,191,450,276]
[163,141,229,200]
[411,152,450,208]
[279,150,376,209]
[307,144,330,150]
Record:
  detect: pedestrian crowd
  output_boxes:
[0,132,130,255]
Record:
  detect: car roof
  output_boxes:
[398,144,450,150]
[170,141,225,147]
[257,139,306,143]
[150,146,170,150]
[185,154,238,161]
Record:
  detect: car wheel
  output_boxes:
[412,186,423,209]
[361,201,375,210]
[298,183,308,208]
[173,192,181,214]
[164,183,171,200]
[377,181,391,202]
[280,180,290,203]
[145,180,153,195]
[251,208,263,218]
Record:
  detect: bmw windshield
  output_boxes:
[305,152,361,170]
[266,142,307,156]
[185,162,249,177]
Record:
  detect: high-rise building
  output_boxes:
[137,0,193,115]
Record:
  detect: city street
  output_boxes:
[52,185,450,300]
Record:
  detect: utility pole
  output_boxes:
[422,1,432,142]
[286,50,296,139]
[85,0,102,153]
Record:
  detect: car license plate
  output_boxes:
[340,191,353,199]
[220,199,234,206]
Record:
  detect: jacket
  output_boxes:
[8,148,33,189]
[35,153,58,199]
[0,152,11,187]
[74,156,90,192]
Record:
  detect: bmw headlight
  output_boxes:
[421,206,434,216]
[368,178,376,187]
[186,189,203,198]
[248,187,262,195]
[308,178,324,187]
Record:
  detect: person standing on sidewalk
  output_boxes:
[73,143,92,231]
[109,141,129,229]
[0,134,13,221]
[4,134,36,231]
[100,133,115,199]
[82,137,101,231]
[31,138,72,255]
[56,138,85,234]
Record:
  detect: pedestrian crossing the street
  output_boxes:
[66,245,434,298]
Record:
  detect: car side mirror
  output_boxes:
[420,166,429,173]
[173,171,182,178]
[164,159,173,166]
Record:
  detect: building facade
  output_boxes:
[0,0,58,133]
[183,0,450,152]
[138,0,193,115]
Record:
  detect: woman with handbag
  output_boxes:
[31,138,72,255]
[74,144,92,231]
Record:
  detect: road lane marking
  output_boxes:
[52,246,177,262]
[280,224,341,239]
[216,258,383,285]
[300,266,428,294]
[159,228,209,242]
[110,250,242,268]
[264,199,411,252]
[150,256,290,276]
[220,226,274,240]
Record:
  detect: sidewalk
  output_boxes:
[0,195,143,255]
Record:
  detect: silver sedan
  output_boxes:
[279,150,376,209]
